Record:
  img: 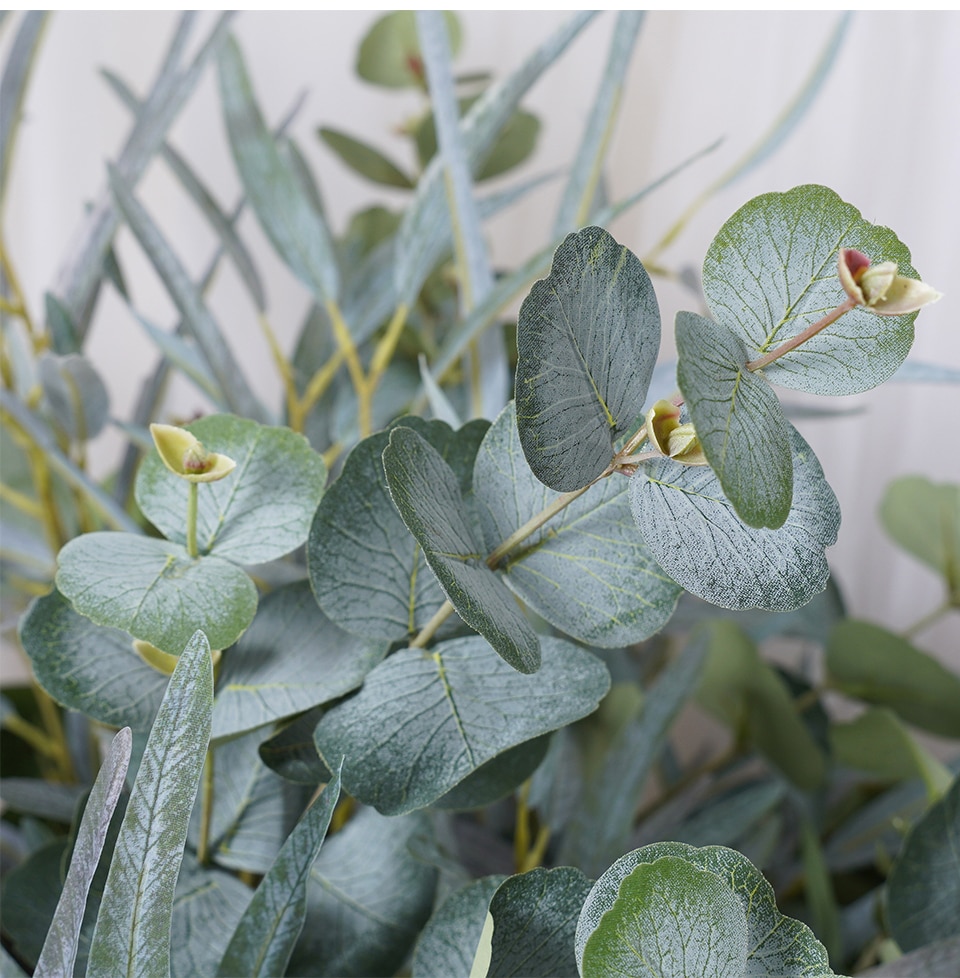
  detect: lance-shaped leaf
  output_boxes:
[19,589,167,731]
[86,630,214,978]
[702,184,919,395]
[676,311,793,529]
[217,763,342,978]
[308,417,486,643]
[576,843,836,977]
[136,414,326,565]
[218,35,339,304]
[631,424,839,611]
[37,353,110,443]
[515,226,660,492]
[33,728,131,978]
[314,635,609,816]
[474,402,681,647]
[212,582,388,740]
[56,533,258,655]
[383,426,540,673]
[318,126,414,188]
[887,775,960,952]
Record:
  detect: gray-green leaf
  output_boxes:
[37,353,110,442]
[515,226,660,491]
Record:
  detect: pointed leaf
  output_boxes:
[136,414,326,564]
[136,313,227,407]
[474,402,682,647]
[86,630,214,978]
[34,728,132,978]
[631,424,839,611]
[37,353,111,442]
[383,426,540,672]
[676,311,792,529]
[55,532,258,654]
[703,185,919,395]
[44,292,80,355]
[217,764,342,978]
[314,635,609,816]
[516,226,660,491]
[318,127,414,188]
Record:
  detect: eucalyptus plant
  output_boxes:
[2,10,959,978]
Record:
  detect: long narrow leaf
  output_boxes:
[217,35,339,305]
[108,166,267,421]
[553,11,644,234]
[216,761,343,978]
[0,11,49,213]
[86,631,214,978]
[34,728,133,978]
[135,314,228,407]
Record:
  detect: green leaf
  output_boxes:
[34,729,132,978]
[581,856,747,978]
[19,589,168,731]
[857,936,960,977]
[576,843,836,977]
[218,35,339,304]
[86,630,214,978]
[887,775,960,952]
[485,867,592,977]
[258,707,331,784]
[0,946,28,978]
[676,311,793,529]
[313,635,609,816]
[37,353,110,443]
[136,312,228,407]
[673,780,786,850]
[136,414,326,565]
[383,426,540,673]
[695,621,826,790]
[432,737,551,811]
[879,476,960,599]
[827,620,960,738]
[474,402,682,647]
[412,876,507,978]
[702,184,918,395]
[44,292,80,355]
[287,807,437,977]
[631,424,839,611]
[515,226,660,492]
[308,417,485,643]
[0,841,68,969]
[357,10,460,88]
[800,821,842,965]
[318,127,414,188]
[217,763,342,978]
[55,533,258,655]
[213,582,388,740]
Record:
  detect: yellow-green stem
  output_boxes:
[409,601,455,650]
[35,685,74,782]
[197,747,215,865]
[327,299,370,435]
[186,482,199,558]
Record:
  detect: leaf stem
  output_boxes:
[197,746,214,865]
[746,296,858,372]
[409,600,455,650]
[902,600,953,640]
[186,482,199,558]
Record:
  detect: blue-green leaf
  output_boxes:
[37,353,110,443]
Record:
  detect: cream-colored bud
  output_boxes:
[149,423,237,483]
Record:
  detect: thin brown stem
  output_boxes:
[746,296,858,372]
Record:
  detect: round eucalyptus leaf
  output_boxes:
[702,184,918,395]
[516,226,660,492]
[357,11,461,88]
[631,425,839,611]
[136,414,326,565]
[56,532,258,654]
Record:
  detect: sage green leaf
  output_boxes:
[313,635,609,816]
[432,737,551,811]
[86,630,213,978]
[800,821,842,965]
[213,582,387,739]
[412,876,506,978]
[858,936,960,977]
[136,313,227,407]
[287,807,437,977]
[515,225,660,492]
[695,621,825,790]
[55,533,258,655]
[485,867,592,977]
[259,707,331,784]
[0,947,28,977]
[0,840,67,969]
[136,414,326,565]
[37,353,110,443]
[19,590,167,731]
[0,778,86,823]
[357,10,460,88]
[170,855,252,978]
[218,35,339,303]
[702,184,918,395]
[674,780,786,850]
[827,620,960,738]
[318,126,414,188]
[383,426,540,673]
[581,856,747,978]
[308,417,485,643]
[474,402,682,647]
[576,842,836,977]
[631,424,839,611]
[676,311,793,529]
[879,476,960,599]
[887,775,960,951]
[34,729,131,978]
[44,292,81,355]
[217,763,342,978]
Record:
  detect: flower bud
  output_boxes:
[838,249,941,316]
[149,423,236,483]
[645,400,708,466]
